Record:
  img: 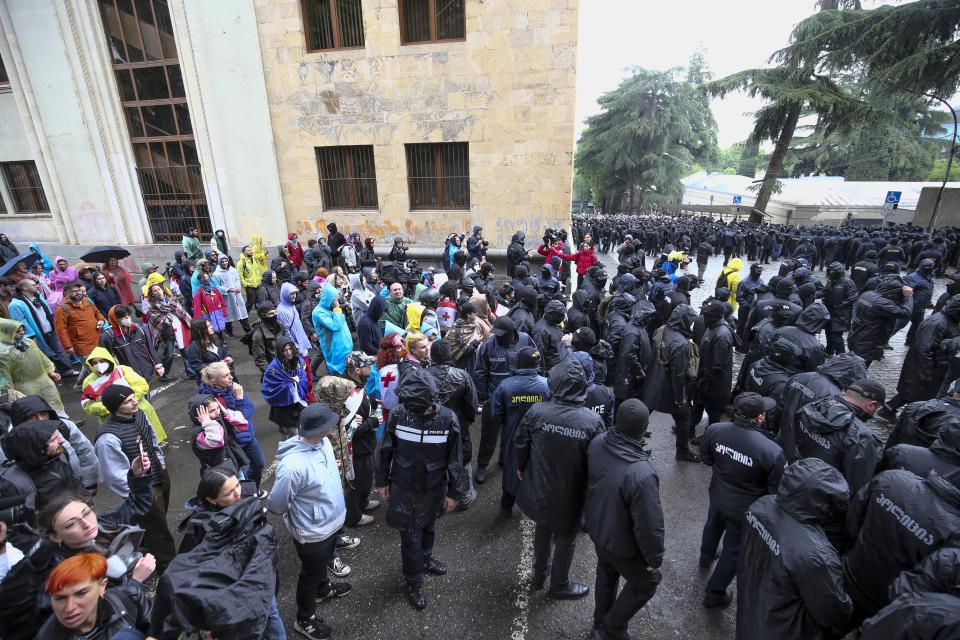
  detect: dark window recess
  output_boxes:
[405,142,469,210]
[1,161,50,214]
[316,145,379,210]
[0,56,9,86]
[98,0,210,241]
[302,0,365,51]
[400,0,465,44]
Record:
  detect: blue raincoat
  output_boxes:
[312,283,352,375]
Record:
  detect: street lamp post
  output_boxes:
[926,94,958,232]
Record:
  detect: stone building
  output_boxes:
[0,0,578,257]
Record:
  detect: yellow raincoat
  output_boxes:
[0,318,63,412]
[81,347,167,442]
[719,257,743,311]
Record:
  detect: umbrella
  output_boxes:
[80,245,131,263]
[0,252,40,276]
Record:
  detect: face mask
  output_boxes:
[120,318,133,327]
[94,362,110,374]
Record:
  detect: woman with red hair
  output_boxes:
[38,553,150,639]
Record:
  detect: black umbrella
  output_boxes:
[80,245,131,263]
[0,251,40,276]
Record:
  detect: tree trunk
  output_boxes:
[628,180,636,211]
[738,135,759,177]
[756,104,801,213]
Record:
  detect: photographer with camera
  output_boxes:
[389,236,408,262]
[507,232,528,279]
[467,226,489,262]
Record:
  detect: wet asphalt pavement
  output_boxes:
[54,251,946,640]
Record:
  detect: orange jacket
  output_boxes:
[54,298,105,356]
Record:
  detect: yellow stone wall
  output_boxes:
[252,0,578,248]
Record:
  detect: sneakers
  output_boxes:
[364,499,381,511]
[353,514,375,526]
[294,616,332,640]
[327,556,351,577]
[676,450,702,463]
[336,534,360,550]
[474,465,487,484]
[425,557,447,575]
[703,590,733,609]
[316,581,352,601]
[407,583,426,610]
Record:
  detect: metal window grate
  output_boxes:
[99,0,210,240]
[0,56,9,86]
[399,0,465,44]
[317,145,379,210]
[1,161,50,213]
[405,142,469,210]
[302,0,365,51]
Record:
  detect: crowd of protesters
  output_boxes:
[0,211,958,639]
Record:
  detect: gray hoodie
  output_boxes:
[266,436,346,543]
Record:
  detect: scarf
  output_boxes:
[446,319,477,361]
[81,367,128,405]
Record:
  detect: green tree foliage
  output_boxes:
[927,157,960,182]
[575,54,718,211]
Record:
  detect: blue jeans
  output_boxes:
[699,505,742,597]
[242,438,266,487]
[263,597,286,640]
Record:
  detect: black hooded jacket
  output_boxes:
[473,330,535,403]
[778,354,867,460]
[612,302,656,401]
[795,396,881,494]
[2,420,85,509]
[357,294,386,356]
[700,417,786,521]
[507,232,527,277]
[844,470,960,616]
[694,315,734,408]
[566,289,594,334]
[531,300,569,372]
[426,362,478,465]
[883,420,960,490]
[860,547,960,640]
[584,428,663,565]
[506,288,538,336]
[823,272,859,330]
[377,368,465,528]
[255,271,280,307]
[885,397,960,452]
[604,293,636,351]
[647,304,697,413]
[895,295,960,403]
[736,459,853,640]
[772,302,829,372]
[848,286,913,362]
[514,359,604,533]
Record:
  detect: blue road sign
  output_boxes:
[733,195,742,204]
[884,191,902,210]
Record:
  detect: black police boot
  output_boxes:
[407,583,426,610]
[548,581,590,600]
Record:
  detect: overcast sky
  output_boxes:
[574,1,899,149]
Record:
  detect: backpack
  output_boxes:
[653,326,699,381]
[716,269,729,292]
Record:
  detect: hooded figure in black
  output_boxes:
[572,351,614,431]
[376,366,465,609]
[772,301,829,372]
[743,278,802,343]
[2,420,87,510]
[883,419,960,490]
[584,400,663,640]
[743,336,803,427]
[357,294,387,356]
[795,381,883,495]
[510,264,534,296]
[736,458,853,640]
[514,357,603,598]
[506,231,527,278]
[735,263,764,344]
[489,347,548,514]
[904,257,936,346]
[645,303,700,462]
[848,277,913,367]
[249,302,288,376]
[886,383,960,452]
[822,261,859,356]
[844,469,960,619]
[532,299,569,373]
[778,353,867,460]
[850,251,879,291]
[566,288,595,334]
[692,299,735,429]
[612,301,656,405]
[255,270,281,308]
[507,286,538,335]
[578,266,608,311]
[859,546,960,640]
[737,300,801,396]
[603,291,636,352]
[885,294,960,416]
[326,222,346,266]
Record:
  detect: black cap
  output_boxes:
[846,378,886,403]
[102,384,135,414]
[298,403,341,437]
[616,399,649,438]
[491,316,516,337]
[732,392,777,419]
[571,326,596,350]
[517,346,541,369]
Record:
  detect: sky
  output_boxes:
[574,0,899,149]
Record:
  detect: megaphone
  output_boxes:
[384,320,407,337]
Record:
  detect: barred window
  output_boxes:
[0,56,9,87]
[317,145,379,210]
[1,161,50,213]
[399,0,465,44]
[302,0,365,51]
[405,142,469,210]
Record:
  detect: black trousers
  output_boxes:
[533,523,578,588]
[137,471,176,571]
[400,518,436,586]
[690,404,726,432]
[476,403,500,468]
[345,453,375,526]
[825,328,846,356]
[292,533,336,621]
[593,547,661,638]
[669,404,692,453]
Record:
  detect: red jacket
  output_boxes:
[537,242,564,264]
[560,247,598,275]
[286,233,305,269]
